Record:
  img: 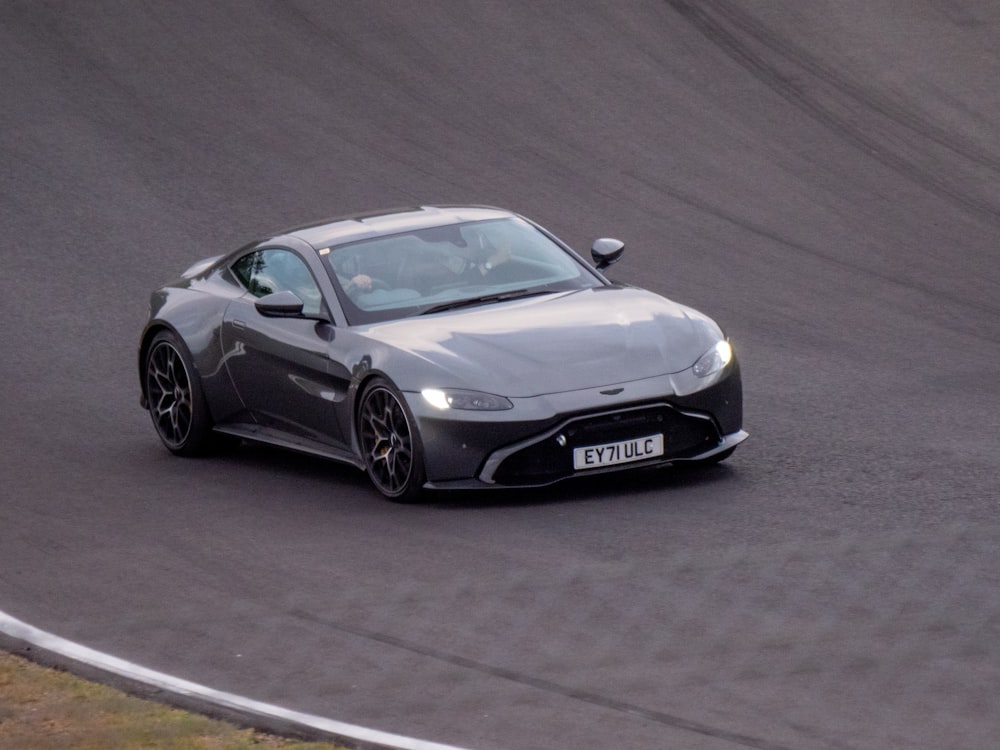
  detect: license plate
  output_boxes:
[573,433,664,470]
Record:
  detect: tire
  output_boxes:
[144,330,215,456]
[357,377,426,501]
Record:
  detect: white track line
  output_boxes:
[0,609,473,750]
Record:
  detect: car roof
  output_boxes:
[276,205,516,250]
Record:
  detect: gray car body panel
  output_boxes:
[139,206,744,490]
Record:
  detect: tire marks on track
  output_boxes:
[665,0,1000,228]
[290,608,797,750]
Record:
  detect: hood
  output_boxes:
[360,287,724,397]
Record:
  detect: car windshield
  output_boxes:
[323,217,604,324]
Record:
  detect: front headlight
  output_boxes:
[421,388,514,411]
[692,340,733,378]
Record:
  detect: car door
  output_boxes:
[221,247,350,448]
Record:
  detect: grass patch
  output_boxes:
[0,651,346,750]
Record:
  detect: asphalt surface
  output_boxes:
[2,2,999,749]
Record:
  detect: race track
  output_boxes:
[2,2,999,748]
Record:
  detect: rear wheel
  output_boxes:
[144,330,215,456]
[358,378,425,501]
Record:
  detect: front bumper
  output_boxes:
[481,402,745,486]
[405,359,744,489]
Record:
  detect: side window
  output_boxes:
[231,249,323,315]
[231,252,266,294]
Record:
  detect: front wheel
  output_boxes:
[144,330,215,456]
[357,378,426,501]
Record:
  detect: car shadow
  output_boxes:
[201,439,738,510]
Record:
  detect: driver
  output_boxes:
[343,273,375,294]
[448,230,511,281]
[330,250,379,298]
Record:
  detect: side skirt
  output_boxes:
[213,423,365,471]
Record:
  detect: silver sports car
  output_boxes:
[139,206,746,500]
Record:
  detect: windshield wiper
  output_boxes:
[420,289,553,315]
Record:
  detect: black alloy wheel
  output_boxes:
[358,378,425,501]
[145,330,214,456]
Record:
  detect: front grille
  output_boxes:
[490,403,720,485]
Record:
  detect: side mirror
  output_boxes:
[591,238,625,270]
[255,290,305,317]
